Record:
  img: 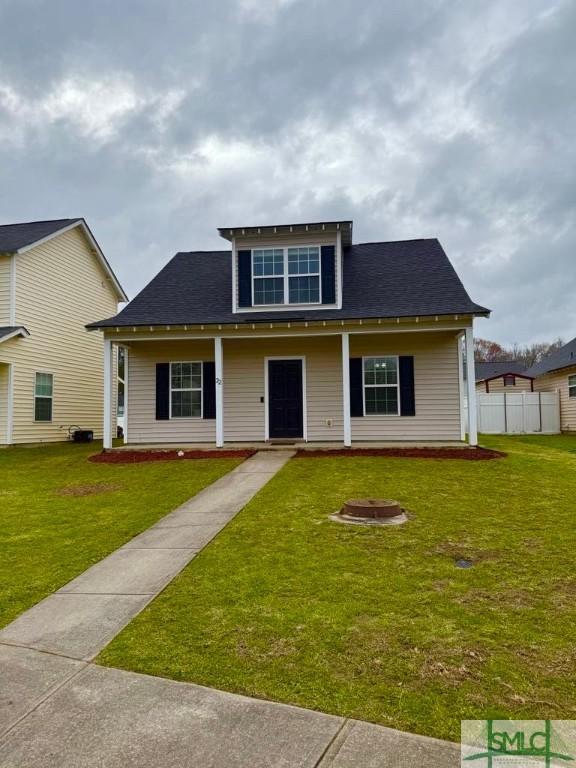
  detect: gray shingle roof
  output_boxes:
[475,360,528,382]
[0,219,81,252]
[88,238,489,328]
[525,337,576,377]
[0,326,29,342]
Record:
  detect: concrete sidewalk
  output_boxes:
[0,450,459,767]
[0,653,458,767]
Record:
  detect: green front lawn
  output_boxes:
[99,435,576,741]
[0,443,241,629]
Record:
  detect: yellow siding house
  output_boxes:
[526,337,576,432]
[0,219,126,444]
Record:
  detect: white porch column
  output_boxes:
[103,338,114,450]
[122,346,129,445]
[457,334,466,442]
[214,336,224,447]
[464,326,478,446]
[341,332,351,447]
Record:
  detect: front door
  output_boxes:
[268,359,303,439]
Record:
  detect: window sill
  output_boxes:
[358,413,402,418]
[234,303,338,314]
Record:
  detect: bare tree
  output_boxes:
[474,338,507,362]
[508,339,564,367]
[474,337,564,367]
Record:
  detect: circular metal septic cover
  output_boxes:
[341,498,403,519]
[331,498,408,527]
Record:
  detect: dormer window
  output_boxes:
[253,249,284,305]
[252,246,321,306]
[288,247,320,303]
[220,220,352,312]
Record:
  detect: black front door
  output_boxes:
[268,359,303,439]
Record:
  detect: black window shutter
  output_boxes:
[238,250,252,307]
[349,358,364,417]
[399,356,415,416]
[155,363,170,420]
[203,361,216,419]
[321,245,336,304]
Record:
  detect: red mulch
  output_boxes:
[295,447,505,460]
[89,449,256,464]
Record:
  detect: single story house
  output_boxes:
[475,360,533,393]
[0,218,126,444]
[87,221,489,448]
[526,336,576,432]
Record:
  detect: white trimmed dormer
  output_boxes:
[218,221,352,313]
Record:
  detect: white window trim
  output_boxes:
[361,355,400,417]
[263,356,307,441]
[568,374,576,399]
[33,371,54,423]
[169,361,203,419]
[251,245,323,308]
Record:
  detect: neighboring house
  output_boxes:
[87,221,489,448]
[475,360,533,393]
[0,219,126,444]
[526,337,576,432]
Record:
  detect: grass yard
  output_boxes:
[99,434,576,742]
[0,442,241,629]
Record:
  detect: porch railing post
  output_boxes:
[342,332,351,447]
[215,336,224,447]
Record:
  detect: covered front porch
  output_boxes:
[101,319,478,450]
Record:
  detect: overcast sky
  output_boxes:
[1,0,574,345]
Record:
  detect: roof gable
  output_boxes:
[475,360,528,382]
[0,219,81,252]
[525,336,576,377]
[0,218,127,301]
[88,238,489,329]
[0,326,29,344]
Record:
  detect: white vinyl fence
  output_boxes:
[465,391,560,435]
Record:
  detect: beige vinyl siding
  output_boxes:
[350,331,461,441]
[127,340,216,443]
[0,226,119,443]
[0,363,9,443]
[224,336,344,442]
[0,255,11,326]
[534,365,576,431]
[122,329,463,443]
[477,376,533,393]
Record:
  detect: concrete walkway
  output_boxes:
[0,451,293,662]
[0,450,458,767]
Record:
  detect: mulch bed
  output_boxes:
[295,447,505,460]
[89,449,256,464]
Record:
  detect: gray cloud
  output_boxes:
[0,0,574,344]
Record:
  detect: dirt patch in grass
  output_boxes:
[456,587,535,609]
[56,482,123,497]
[90,449,256,464]
[430,540,501,563]
[418,648,486,685]
[295,447,504,460]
